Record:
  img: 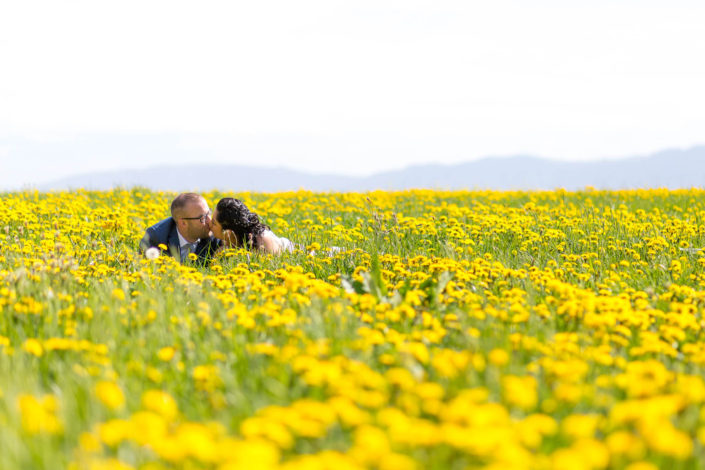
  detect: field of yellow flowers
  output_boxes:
[2,188,705,470]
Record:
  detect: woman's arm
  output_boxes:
[222,230,238,248]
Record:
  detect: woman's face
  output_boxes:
[210,208,224,240]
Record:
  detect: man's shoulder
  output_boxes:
[141,217,178,252]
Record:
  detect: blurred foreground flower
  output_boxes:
[18,394,63,435]
[95,381,125,410]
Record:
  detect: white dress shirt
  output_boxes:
[176,230,199,261]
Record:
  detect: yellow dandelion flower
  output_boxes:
[94,381,125,410]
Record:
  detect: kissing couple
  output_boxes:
[139,193,293,264]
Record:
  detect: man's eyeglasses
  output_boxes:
[181,210,212,223]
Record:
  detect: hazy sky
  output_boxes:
[1,0,704,188]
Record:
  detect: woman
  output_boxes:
[210,197,293,254]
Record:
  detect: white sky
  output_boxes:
[1,0,704,188]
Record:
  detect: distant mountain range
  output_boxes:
[40,146,705,191]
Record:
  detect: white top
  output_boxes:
[262,230,294,253]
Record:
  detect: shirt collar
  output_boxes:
[176,228,199,248]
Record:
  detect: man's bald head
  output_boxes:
[171,193,206,219]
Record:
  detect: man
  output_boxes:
[139,193,221,264]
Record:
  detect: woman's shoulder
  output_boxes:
[258,230,293,254]
[257,230,279,252]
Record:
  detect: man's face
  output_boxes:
[176,198,212,242]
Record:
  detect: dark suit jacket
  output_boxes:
[139,217,221,265]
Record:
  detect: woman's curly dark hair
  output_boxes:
[215,198,270,249]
